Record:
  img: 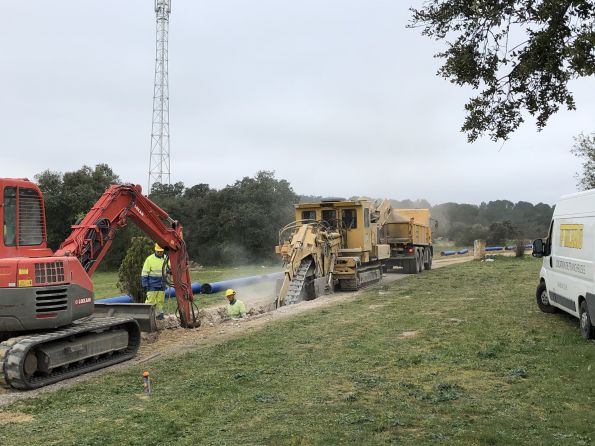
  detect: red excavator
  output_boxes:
[0,178,199,389]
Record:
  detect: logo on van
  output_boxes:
[560,224,584,249]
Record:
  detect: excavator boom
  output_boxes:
[56,184,198,328]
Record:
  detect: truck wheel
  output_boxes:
[535,282,556,314]
[417,251,424,273]
[424,250,432,270]
[580,300,595,340]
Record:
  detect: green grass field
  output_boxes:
[2,257,595,445]
[93,265,282,308]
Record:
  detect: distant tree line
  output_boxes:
[429,201,554,246]
[34,164,554,268]
[35,165,297,269]
[147,171,298,265]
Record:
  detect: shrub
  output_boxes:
[117,236,154,302]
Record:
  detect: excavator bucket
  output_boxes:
[94,302,157,333]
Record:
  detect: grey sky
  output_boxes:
[1,1,592,205]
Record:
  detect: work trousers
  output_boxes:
[146,290,165,313]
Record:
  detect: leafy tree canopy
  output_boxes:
[571,132,595,190]
[35,164,120,250]
[410,0,595,141]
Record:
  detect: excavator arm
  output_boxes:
[55,184,199,328]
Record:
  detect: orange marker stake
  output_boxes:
[143,371,152,395]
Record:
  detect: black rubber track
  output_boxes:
[0,317,140,390]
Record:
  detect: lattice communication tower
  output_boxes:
[148,0,172,193]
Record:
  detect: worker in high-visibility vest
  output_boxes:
[141,243,168,320]
[225,289,246,319]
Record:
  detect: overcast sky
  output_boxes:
[1,1,593,205]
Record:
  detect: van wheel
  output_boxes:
[579,301,595,340]
[535,282,556,314]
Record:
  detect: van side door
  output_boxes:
[542,220,558,306]
[549,218,591,316]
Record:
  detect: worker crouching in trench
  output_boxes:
[225,289,246,320]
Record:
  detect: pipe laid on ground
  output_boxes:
[457,249,469,255]
[100,281,201,303]
[165,282,202,298]
[485,246,505,251]
[201,271,284,294]
[97,295,133,304]
[440,250,457,256]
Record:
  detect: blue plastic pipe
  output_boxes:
[97,295,133,303]
[100,281,202,302]
[201,272,284,294]
[457,249,469,255]
[165,282,202,298]
[485,246,505,251]
[440,250,457,256]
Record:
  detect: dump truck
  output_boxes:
[275,198,390,306]
[379,208,433,274]
[0,179,199,389]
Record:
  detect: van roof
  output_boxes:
[554,188,595,217]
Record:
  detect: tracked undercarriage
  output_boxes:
[0,317,140,390]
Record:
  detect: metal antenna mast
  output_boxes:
[148,0,172,194]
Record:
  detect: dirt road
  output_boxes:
[0,254,472,407]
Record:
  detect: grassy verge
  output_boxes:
[2,257,595,445]
[92,265,282,308]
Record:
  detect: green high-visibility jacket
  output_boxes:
[141,254,169,291]
[227,299,246,318]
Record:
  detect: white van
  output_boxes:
[533,189,595,340]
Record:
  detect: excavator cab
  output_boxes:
[0,179,52,259]
[0,179,96,335]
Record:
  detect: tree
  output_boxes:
[150,181,185,200]
[410,1,595,141]
[117,237,154,303]
[35,164,121,250]
[487,220,517,245]
[571,132,595,190]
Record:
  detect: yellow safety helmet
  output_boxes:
[154,243,164,252]
[225,289,236,297]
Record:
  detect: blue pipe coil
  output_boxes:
[485,246,505,251]
[201,271,284,294]
[440,250,457,256]
[457,249,469,255]
[165,282,202,298]
[97,295,133,304]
